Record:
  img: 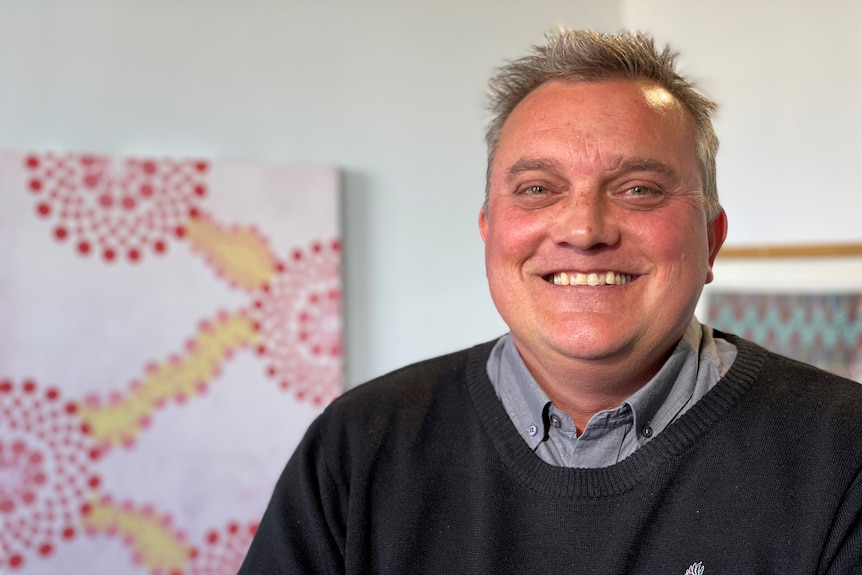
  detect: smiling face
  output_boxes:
[480,79,726,392]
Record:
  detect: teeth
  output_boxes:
[550,271,633,286]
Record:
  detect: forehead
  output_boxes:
[494,78,696,171]
[507,78,688,131]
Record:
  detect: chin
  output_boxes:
[552,340,630,363]
[539,326,633,362]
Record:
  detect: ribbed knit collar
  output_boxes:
[464,333,767,498]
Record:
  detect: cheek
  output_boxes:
[639,214,711,278]
[485,210,545,260]
[638,203,707,247]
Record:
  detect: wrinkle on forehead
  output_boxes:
[506,152,679,180]
[493,79,698,185]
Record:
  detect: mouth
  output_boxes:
[543,271,636,286]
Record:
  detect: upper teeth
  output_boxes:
[551,271,633,286]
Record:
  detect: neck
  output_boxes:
[514,342,670,433]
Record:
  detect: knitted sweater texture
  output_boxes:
[239,335,862,574]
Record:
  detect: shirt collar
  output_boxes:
[487,317,724,451]
[622,318,702,443]
[486,333,551,450]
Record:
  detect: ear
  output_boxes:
[705,209,728,285]
[478,206,489,243]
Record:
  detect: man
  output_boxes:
[239,29,862,573]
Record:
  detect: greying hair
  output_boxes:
[484,28,721,221]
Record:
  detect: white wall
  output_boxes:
[4,1,856,388]
[0,1,620,387]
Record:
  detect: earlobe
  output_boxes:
[705,209,728,284]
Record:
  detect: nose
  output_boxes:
[550,191,620,250]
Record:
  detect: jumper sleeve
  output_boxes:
[238,415,346,574]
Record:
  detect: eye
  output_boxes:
[511,182,562,209]
[625,185,659,197]
[611,183,667,210]
[521,185,549,196]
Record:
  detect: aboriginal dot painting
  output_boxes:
[0,151,342,573]
[707,292,862,382]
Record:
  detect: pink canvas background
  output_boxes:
[0,151,342,573]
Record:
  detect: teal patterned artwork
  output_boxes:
[707,292,862,383]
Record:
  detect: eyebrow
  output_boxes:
[504,158,564,182]
[504,155,680,182]
[609,157,679,180]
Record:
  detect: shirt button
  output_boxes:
[642,424,653,438]
[527,425,538,437]
[550,414,562,429]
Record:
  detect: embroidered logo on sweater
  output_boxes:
[685,562,705,575]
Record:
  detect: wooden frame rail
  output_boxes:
[718,243,862,259]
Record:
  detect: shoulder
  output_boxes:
[337,339,496,406]
[727,334,862,443]
[314,338,499,440]
[734,335,862,403]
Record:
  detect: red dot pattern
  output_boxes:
[186,520,258,575]
[23,153,209,263]
[0,379,100,570]
[253,239,342,405]
[10,154,343,570]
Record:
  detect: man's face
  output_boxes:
[480,79,726,388]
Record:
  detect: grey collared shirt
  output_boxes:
[486,317,738,468]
